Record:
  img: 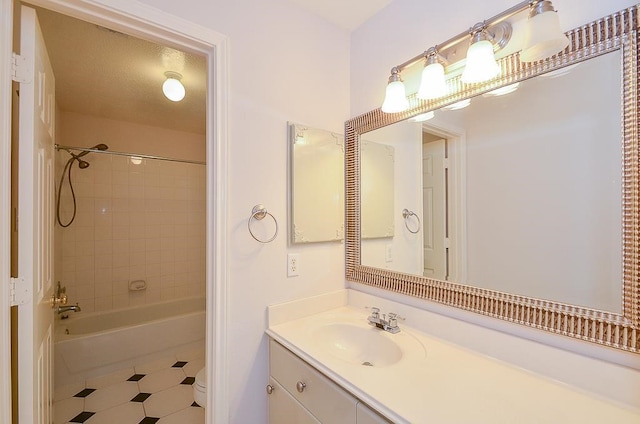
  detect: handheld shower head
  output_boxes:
[76,143,109,158]
[70,152,91,169]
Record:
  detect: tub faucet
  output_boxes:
[57,303,81,315]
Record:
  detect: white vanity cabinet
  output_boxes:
[268,339,391,424]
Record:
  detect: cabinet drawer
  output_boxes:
[356,402,393,424]
[268,377,320,424]
[270,339,357,424]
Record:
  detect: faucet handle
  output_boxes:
[365,306,380,318]
[387,312,405,321]
[387,312,405,327]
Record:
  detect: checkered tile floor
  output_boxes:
[53,349,205,424]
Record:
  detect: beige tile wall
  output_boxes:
[55,152,205,312]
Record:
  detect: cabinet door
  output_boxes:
[269,377,320,424]
[270,340,357,424]
[356,402,392,424]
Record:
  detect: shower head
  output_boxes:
[76,143,109,158]
[70,152,91,169]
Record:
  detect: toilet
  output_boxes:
[193,367,206,408]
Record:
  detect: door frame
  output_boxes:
[0,0,230,422]
[0,0,14,422]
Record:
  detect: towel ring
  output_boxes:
[248,204,278,243]
[402,209,421,234]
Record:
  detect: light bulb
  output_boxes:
[461,39,500,84]
[381,71,409,113]
[520,2,569,63]
[417,61,448,100]
[162,72,185,102]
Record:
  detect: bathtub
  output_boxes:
[54,296,205,387]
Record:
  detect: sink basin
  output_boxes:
[313,323,403,367]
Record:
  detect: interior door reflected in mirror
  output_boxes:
[359,50,622,314]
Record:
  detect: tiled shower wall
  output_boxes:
[55,151,205,313]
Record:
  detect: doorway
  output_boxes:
[1,0,229,422]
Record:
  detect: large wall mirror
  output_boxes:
[345,6,640,353]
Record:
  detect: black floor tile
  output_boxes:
[191,401,202,407]
[73,388,96,398]
[127,373,146,382]
[70,411,95,423]
[172,361,188,368]
[181,376,195,385]
[139,417,160,424]
[131,392,152,402]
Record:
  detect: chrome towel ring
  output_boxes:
[248,204,278,243]
[402,209,421,234]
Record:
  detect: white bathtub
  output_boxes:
[54,296,205,387]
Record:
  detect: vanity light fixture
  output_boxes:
[520,0,570,62]
[408,111,435,122]
[417,48,448,100]
[482,82,520,97]
[461,24,502,84]
[441,99,471,110]
[379,0,568,113]
[381,67,410,113]
[162,71,186,102]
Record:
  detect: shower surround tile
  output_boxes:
[55,152,205,312]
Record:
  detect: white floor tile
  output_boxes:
[54,381,86,402]
[144,385,194,418]
[182,357,205,378]
[53,396,84,424]
[138,367,185,394]
[86,367,135,390]
[85,402,145,424]
[134,356,177,375]
[157,406,204,423]
[84,381,139,412]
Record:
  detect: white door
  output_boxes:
[17,5,56,423]
[422,138,447,280]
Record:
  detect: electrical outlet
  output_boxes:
[287,253,300,277]
[385,245,393,262]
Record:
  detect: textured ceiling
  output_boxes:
[35,7,207,135]
[33,1,391,135]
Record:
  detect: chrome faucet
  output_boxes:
[367,307,403,334]
[57,303,81,314]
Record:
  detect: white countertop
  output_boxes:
[267,292,640,424]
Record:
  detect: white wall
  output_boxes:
[350,0,640,409]
[131,1,350,422]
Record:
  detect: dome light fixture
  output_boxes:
[162,71,186,102]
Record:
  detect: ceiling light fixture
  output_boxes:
[417,48,448,100]
[379,0,568,114]
[381,67,410,113]
[520,0,570,62]
[162,71,185,102]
